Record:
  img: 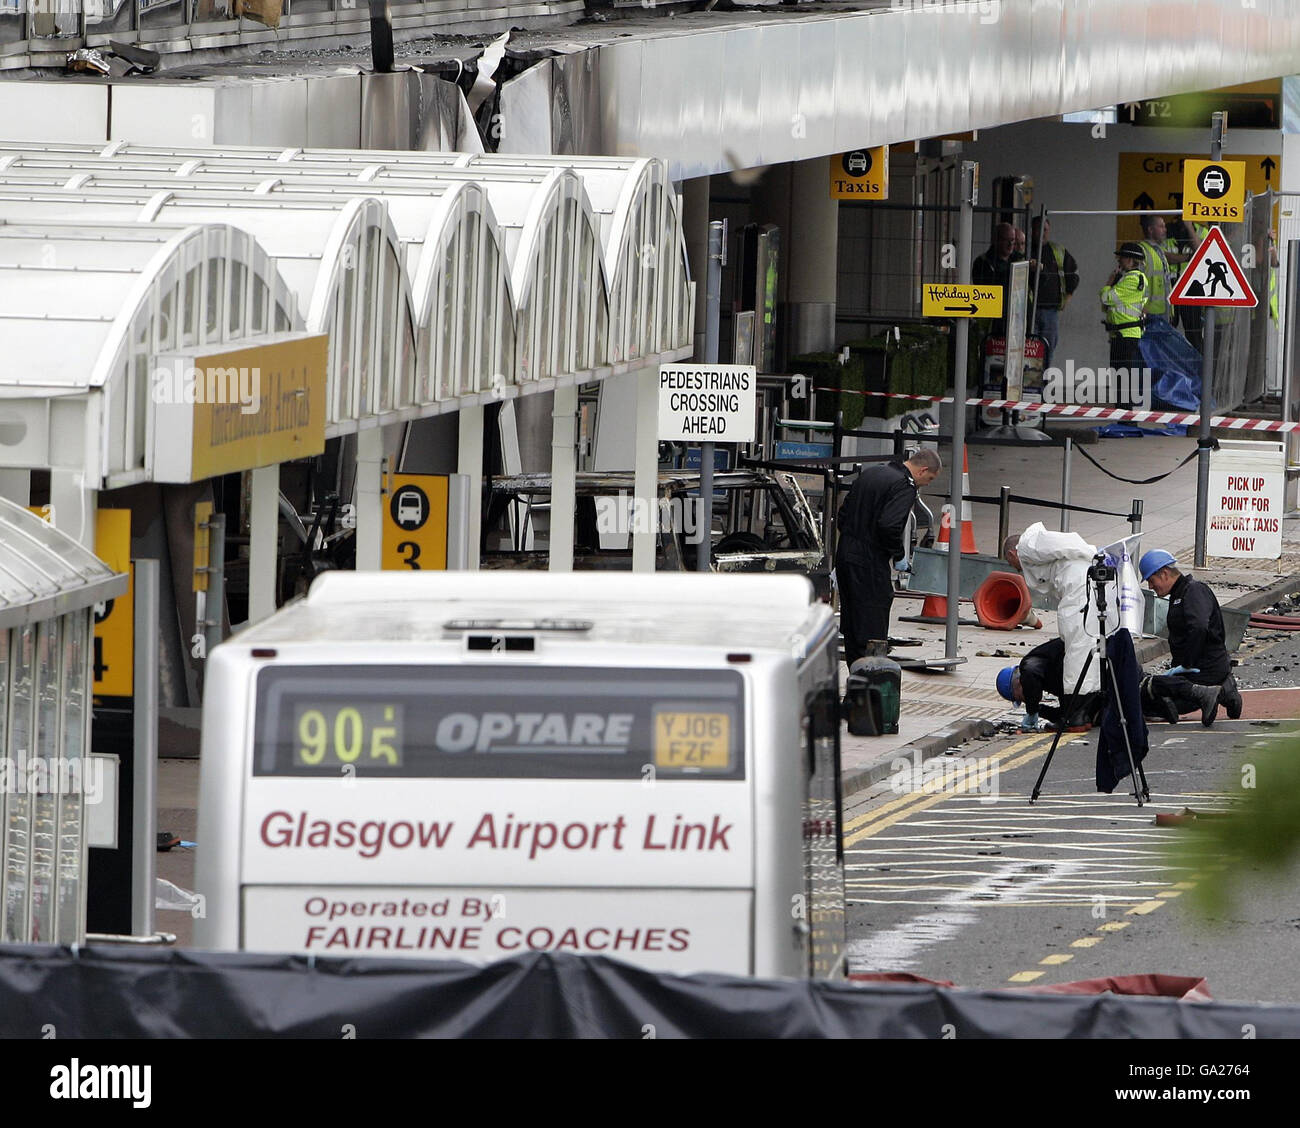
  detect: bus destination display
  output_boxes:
[256,666,745,780]
[293,702,404,769]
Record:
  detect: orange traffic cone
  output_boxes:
[911,501,958,622]
[973,571,1043,631]
[905,452,978,624]
[958,447,978,554]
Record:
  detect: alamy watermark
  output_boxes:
[888,749,1000,802]
[595,492,705,544]
[890,0,1001,24]
[1042,362,1152,412]
[0,756,104,804]
[152,360,261,415]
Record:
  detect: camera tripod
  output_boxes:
[1029,556,1149,807]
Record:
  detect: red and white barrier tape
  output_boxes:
[826,388,1300,433]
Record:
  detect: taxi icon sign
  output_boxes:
[843,150,872,176]
[1198,165,1230,198]
[391,486,428,531]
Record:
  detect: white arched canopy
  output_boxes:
[0,219,299,486]
[0,143,695,453]
[0,141,693,368]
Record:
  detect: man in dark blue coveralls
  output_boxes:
[1139,549,1242,726]
[835,447,942,668]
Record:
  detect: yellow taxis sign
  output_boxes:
[830,148,888,200]
[382,473,449,571]
[922,283,1004,319]
[1182,159,1247,223]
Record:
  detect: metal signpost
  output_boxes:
[702,220,723,571]
[1175,113,1260,565]
[947,162,978,660]
[658,220,759,573]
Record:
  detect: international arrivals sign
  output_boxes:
[657,364,757,442]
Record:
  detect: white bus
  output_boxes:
[195,572,846,978]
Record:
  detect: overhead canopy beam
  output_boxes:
[498,0,1300,179]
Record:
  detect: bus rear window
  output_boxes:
[253,666,745,780]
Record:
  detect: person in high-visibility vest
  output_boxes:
[1101,242,1148,408]
[1137,213,1187,328]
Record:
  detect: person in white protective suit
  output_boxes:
[1002,523,1129,721]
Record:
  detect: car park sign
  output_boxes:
[658,364,757,442]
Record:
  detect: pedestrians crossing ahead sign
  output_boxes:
[1169,226,1257,308]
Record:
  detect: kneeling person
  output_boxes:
[1139,550,1242,726]
[996,638,1104,732]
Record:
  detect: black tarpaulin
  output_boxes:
[2,947,1300,1038]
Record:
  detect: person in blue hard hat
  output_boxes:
[995,638,1102,732]
[1139,549,1241,726]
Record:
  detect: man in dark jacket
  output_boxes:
[835,447,942,668]
[972,222,1025,338]
[1139,550,1241,726]
[1028,216,1079,370]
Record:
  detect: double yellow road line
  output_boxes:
[843,730,1081,848]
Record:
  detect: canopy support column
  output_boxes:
[633,366,659,573]
[457,404,484,569]
[249,465,279,623]
[549,384,578,572]
[50,469,96,550]
[356,425,383,571]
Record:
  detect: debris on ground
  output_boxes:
[1155,807,1232,827]
[1263,592,1300,617]
[155,878,203,914]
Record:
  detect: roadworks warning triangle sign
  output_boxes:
[1169,226,1258,308]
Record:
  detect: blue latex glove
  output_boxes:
[1167,665,1200,676]
[893,560,911,572]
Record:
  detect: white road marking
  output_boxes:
[844,859,1086,971]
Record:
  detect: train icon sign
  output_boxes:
[1169,226,1257,308]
